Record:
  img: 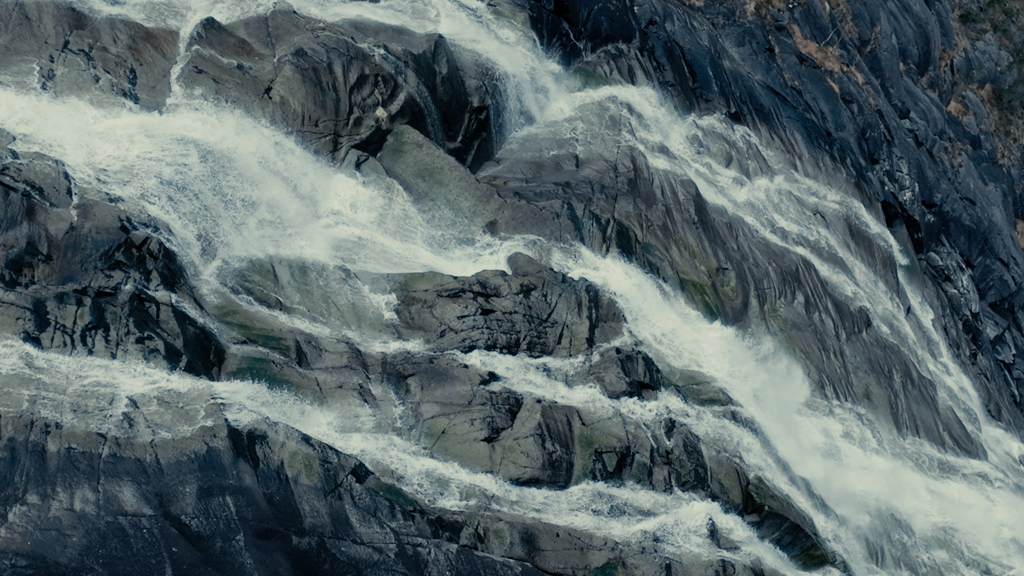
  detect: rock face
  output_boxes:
[0,370,553,576]
[384,352,835,570]
[178,4,502,168]
[476,100,985,458]
[0,132,824,573]
[507,0,1024,443]
[0,2,177,108]
[3,0,1024,574]
[0,132,225,377]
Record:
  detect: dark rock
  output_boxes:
[5,0,1021,573]
[507,0,1024,444]
[444,511,622,576]
[393,253,624,357]
[379,350,835,570]
[0,1,178,109]
[0,138,226,377]
[705,454,839,572]
[0,374,547,576]
[385,354,525,471]
[582,347,665,400]
[179,4,502,167]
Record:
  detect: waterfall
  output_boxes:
[3,0,1024,575]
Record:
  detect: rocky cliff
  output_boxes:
[1,0,1024,574]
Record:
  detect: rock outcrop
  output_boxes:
[0,2,177,108]
[0,131,225,377]
[393,253,624,357]
[0,367,553,576]
[178,4,502,168]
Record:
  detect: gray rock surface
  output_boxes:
[0,132,225,377]
[178,4,502,168]
[477,106,983,458]
[0,370,551,576]
[6,0,1024,574]
[0,2,177,108]
[393,253,624,357]
[157,242,840,570]
[381,352,836,570]
[509,0,1024,446]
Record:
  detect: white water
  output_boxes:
[4,0,1024,575]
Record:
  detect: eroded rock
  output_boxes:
[393,253,624,357]
[0,135,225,377]
[0,2,178,108]
[179,4,501,167]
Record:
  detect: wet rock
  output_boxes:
[4,1,1021,574]
[705,454,838,572]
[385,354,524,471]
[377,124,507,230]
[0,1,178,109]
[446,511,622,576]
[479,101,984,458]
[393,253,624,357]
[0,138,225,377]
[385,353,659,487]
[380,350,834,571]
[179,4,501,167]
[663,368,736,408]
[581,347,665,400]
[510,0,1024,443]
[0,374,547,576]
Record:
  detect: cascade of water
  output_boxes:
[0,89,535,279]
[555,249,1024,576]
[0,338,821,575]
[4,0,1024,575]
[520,85,1024,575]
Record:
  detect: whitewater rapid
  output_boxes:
[3,0,1024,575]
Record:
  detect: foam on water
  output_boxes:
[0,89,533,279]
[553,248,1024,576]
[0,339,811,574]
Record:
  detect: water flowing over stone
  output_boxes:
[2,0,1024,575]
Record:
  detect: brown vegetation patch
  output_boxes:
[789,24,867,87]
[745,0,786,19]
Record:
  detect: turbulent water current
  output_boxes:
[2,0,1024,574]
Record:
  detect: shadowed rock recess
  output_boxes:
[3,0,1024,574]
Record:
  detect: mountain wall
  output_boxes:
[2,0,1024,574]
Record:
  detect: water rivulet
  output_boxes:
[1,0,1024,574]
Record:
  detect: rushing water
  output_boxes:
[4,0,1024,574]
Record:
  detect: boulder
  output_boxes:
[179,4,501,168]
[0,2,178,109]
[393,253,624,357]
[0,134,225,377]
